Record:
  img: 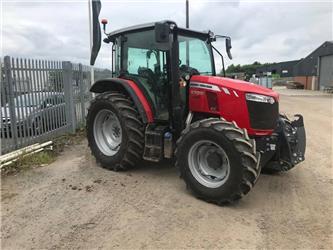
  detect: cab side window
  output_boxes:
[127,48,157,74]
[179,36,213,75]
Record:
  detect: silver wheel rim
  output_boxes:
[188,140,230,188]
[93,109,122,156]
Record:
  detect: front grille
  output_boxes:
[246,100,278,130]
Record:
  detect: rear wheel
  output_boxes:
[176,118,261,204]
[86,92,144,171]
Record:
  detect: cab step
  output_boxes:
[143,124,171,162]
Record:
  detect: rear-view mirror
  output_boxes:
[226,37,233,60]
[155,22,170,43]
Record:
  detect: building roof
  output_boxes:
[295,41,333,66]
[256,59,301,71]
[294,41,333,76]
[255,59,301,77]
[255,41,333,77]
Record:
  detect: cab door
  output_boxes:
[121,30,171,121]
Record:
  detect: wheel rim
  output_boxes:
[93,109,122,156]
[188,140,230,188]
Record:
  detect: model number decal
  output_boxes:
[190,82,221,92]
[191,90,205,95]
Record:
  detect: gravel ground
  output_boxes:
[1,89,332,249]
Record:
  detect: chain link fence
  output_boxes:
[0,56,98,155]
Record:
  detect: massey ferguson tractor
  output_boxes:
[87,4,306,204]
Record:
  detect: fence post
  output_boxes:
[4,56,19,149]
[89,67,94,100]
[79,64,85,125]
[62,61,76,134]
[0,57,2,155]
[0,58,3,155]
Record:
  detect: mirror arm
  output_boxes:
[214,35,230,39]
[212,45,226,77]
[103,37,111,44]
[213,35,232,60]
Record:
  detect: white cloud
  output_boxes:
[2,0,332,71]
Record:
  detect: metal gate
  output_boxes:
[0,56,93,155]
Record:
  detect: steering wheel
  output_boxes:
[138,67,156,85]
[179,64,200,81]
[138,67,161,95]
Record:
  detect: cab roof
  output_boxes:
[106,20,211,41]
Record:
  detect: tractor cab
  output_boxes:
[103,21,220,131]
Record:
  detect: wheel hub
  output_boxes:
[206,151,223,170]
[188,140,230,188]
[93,109,122,156]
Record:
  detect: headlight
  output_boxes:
[245,93,275,104]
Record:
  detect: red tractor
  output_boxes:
[87,15,306,204]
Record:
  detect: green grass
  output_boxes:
[17,151,55,167]
[1,151,56,176]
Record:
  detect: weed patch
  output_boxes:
[1,128,86,176]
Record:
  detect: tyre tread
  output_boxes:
[86,91,144,171]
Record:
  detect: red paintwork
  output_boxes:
[117,76,279,136]
[124,79,154,123]
[189,75,279,136]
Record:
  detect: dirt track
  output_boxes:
[1,89,332,249]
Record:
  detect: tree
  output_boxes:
[225,62,263,79]
[226,64,243,73]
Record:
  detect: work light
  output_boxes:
[245,93,275,104]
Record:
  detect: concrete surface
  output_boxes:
[273,86,332,97]
[1,89,332,249]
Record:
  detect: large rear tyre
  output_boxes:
[86,92,144,171]
[176,118,261,204]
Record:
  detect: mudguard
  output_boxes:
[90,78,153,123]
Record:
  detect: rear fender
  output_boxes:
[90,78,153,123]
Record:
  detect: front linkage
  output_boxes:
[256,114,306,173]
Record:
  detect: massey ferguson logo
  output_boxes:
[190,82,221,92]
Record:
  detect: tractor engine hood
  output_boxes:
[190,75,279,100]
[189,75,280,136]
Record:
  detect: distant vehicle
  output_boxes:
[286,81,305,89]
[1,92,66,137]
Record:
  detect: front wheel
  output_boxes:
[176,118,261,204]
